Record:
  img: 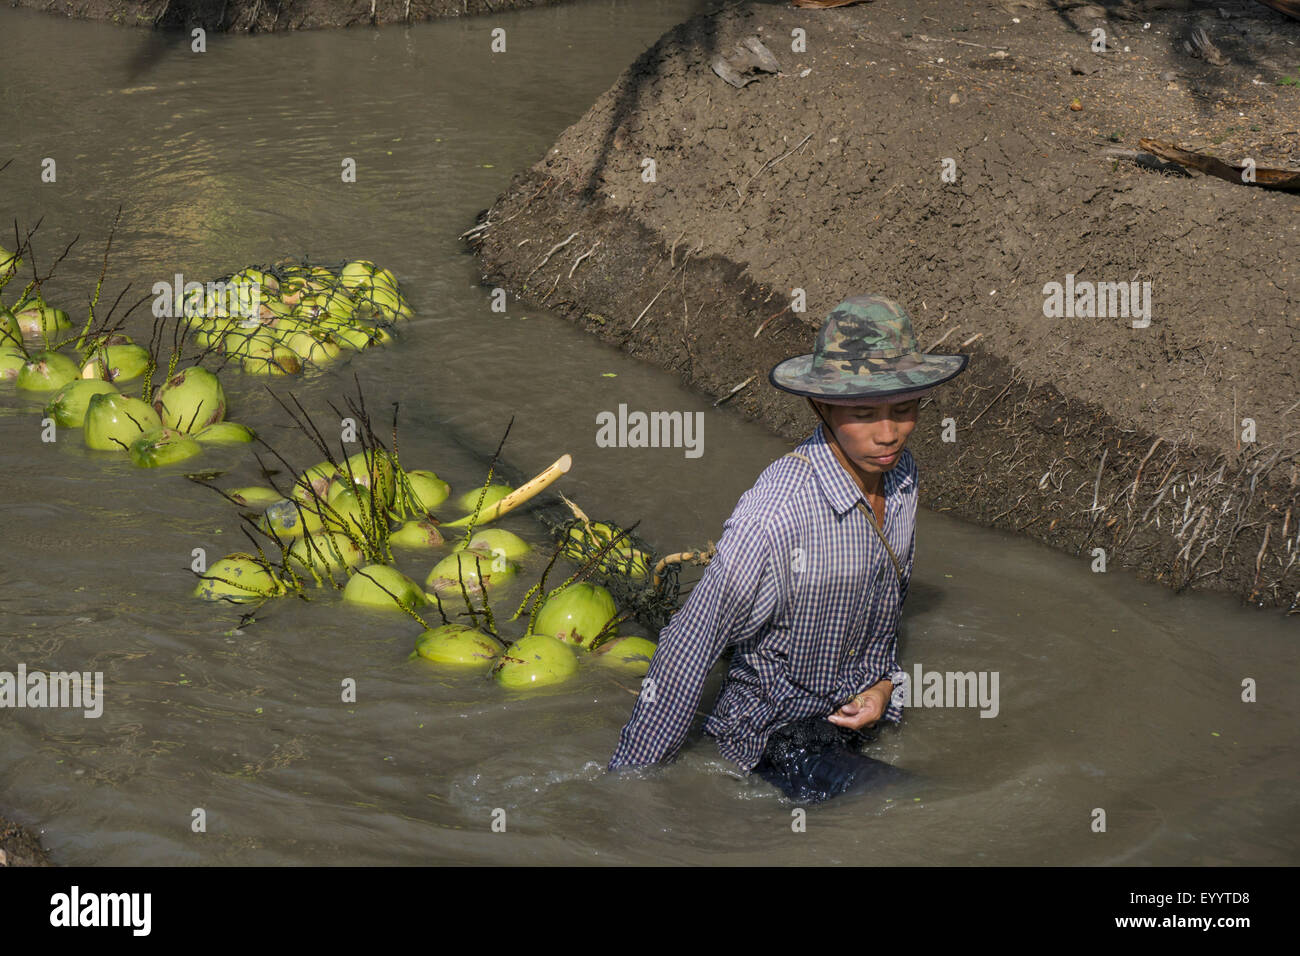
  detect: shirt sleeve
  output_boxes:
[607,517,778,770]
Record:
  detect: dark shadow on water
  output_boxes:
[900,578,945,617]
[122,27,179,83]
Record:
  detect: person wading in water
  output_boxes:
[607,294,968,802]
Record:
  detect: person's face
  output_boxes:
[813,398,919,476]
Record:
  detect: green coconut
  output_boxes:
[338,449,397,506]
[193,553,283,603]
[153,366,226,432]
[280,272,329,300]
[493,634,578,689]
[287,531,364,573]
[235,268,279,296]
[389,518,445,550]
[189,326,225,350]
[348,326,389,350]
[1,346,29,381]
[13,302,71,339]
[129,428,204,468]
[46,379,118,428]
[338,260,378,291]
[266,315,311,335]
[585,545,652,582]
[319,486,386,541]
[396,469,450,515]
[342,564,427,610]
[370,267,399,293]
[315,288,357,320]
[452,483,512,515]
[414,624,504,667]
[593,636,658,675]
[15,350,80,392]
[278,329,341,366]
[260,498,325,540]
[225,326,284,360]
[83,393,163,450]
[259,298,294,321]
[563,522,652,581]
[453,529,531,561]
[223,273,268,317]
[195,287,230,319]
[563,521,617,555]
[292,461,337,503]
[216,326,259,357]
[80,343,150,383]
[227,486,283,508]
[533,583,619,649]
[0,245,19,280]
[426,549,516,597]
[313,320,373,351]
[356,284,411,322]
[192,421,255,444]
[241,343,302,376]
[303,337,345,367]
[1,308,21,347]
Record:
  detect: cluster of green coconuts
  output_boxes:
[1,298,253,468]
[189,449,658,688]
[0,254,413,466]
[179,259,412,374]
[3,245,660,691]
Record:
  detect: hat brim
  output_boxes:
[769,352,969,402]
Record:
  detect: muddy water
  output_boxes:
[1,5,1296,866]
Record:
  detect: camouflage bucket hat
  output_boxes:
[769,294,968,402]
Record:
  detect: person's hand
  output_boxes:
[827,680,892,730]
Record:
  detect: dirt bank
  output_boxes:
[470,0,1300,609]
[9,0,568,32]
[1,815,51,866]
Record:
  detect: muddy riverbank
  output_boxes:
[9,0,568,32]
[469,0,1300,608]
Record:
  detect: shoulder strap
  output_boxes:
[782,452,905,585]
[855,501,905,585]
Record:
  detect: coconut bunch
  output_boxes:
[2,299,255,468]
[412,511,661,689]
[413,580,658,689]
[417,518,657,689]
[181,260,412,376]
[196,451,509,604]
[2,294,78,389]
[560,520,654,583]
[196,448,657,690]
[73,362,253,467]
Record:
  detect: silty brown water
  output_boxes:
[0,3,1295,865]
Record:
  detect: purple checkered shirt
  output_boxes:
[608,425,915,773]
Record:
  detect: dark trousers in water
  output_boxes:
[754,717,904,803]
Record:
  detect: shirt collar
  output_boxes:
[803,426,913,517]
